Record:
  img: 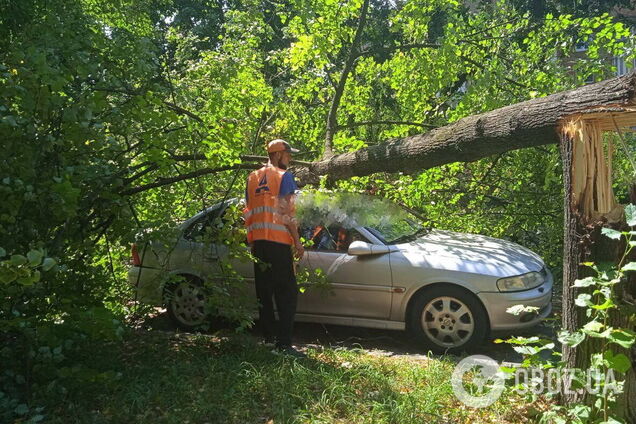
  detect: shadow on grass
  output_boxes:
[139,310,557,364]
[44,330,471,424]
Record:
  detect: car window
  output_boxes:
[184,208,225,242]
[296,192,425,245]
[299,224,368,252]
[184,203,247,245]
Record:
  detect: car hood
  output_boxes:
[393,229,545,278]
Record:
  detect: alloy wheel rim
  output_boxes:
[170,282,207,326]
[421,296,474,348]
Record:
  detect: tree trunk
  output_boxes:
[295,72,636,185]
[322,0,370,159]
[560,116,636,422]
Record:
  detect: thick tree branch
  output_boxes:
[162,100,205,123]
[337,120,438,130]
[324,0,370,159]
[121,154,314,193]
[166,153,312,166]
[294,72,636,185]
[121,164,261,195]
[121,74,636,195]
[92,86,206,124]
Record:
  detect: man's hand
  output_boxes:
[294,240,305,260]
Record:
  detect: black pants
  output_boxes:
[252,240,297,347]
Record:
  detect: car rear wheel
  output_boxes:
[165,276,209,330]
[409,285,488,354]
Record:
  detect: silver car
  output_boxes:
[128,193,552,353]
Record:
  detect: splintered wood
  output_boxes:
[560,112,636,222]
[562,118,616,219]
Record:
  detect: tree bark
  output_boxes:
[296,72,636,185]
[560,114,636,422]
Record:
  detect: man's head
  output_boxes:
[267,139,299,170]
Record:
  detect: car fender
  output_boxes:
[390,278,483,323]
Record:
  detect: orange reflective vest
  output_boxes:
[244,165,295,245]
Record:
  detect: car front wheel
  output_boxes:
[409,285,488,354]
[165,276,209,330]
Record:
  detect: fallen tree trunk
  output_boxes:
[296,72,636,185]
[296,72,636,419]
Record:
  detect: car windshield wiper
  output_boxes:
[388,227,430,244]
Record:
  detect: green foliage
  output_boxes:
[2,0,634,420]
[503,213,636,423]
[197,203,257,330]
[26,331,526,423]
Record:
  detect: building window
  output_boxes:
[613,56,628,76]
[575,41,589,52]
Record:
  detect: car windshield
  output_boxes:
[295,192,426,244]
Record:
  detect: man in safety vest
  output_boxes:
[244,139,305,357]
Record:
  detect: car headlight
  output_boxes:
[497,271,544,292]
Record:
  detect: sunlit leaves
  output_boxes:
[601,227,622,240]
[558,329,586,347]
[625,204,636,226]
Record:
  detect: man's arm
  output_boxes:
[278,193,304,259]
[277,171,303,258]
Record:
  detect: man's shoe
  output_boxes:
[272,345,307,358]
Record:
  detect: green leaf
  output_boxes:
[14,404,28,415]
[42,257,56,272]
[513,345,540,355]
[0,247,5,258]
[621,262,636,272]
[558,330,585,347]
[572,277,597,288]
[575,293,592,307]
[17,276,34,286]
[27,249,43,266]
[625,204,636,226]
[505,336,540,345]
[570,404,591,419]
[599,417,624,424]
[591,297,615,310]
[10,255,27,266]
[608,329,636,349]
[605,352,631,373]
[601,227,622,240]
[0,267,18,284]
[583,320,604,332]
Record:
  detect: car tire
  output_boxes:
[409,285,488,355]
[164,275,209,331]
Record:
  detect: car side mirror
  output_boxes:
[347,241,393,256]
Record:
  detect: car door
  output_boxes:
[182,205,254,290]
[296,224,393,319]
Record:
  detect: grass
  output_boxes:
[37,330,543,424]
